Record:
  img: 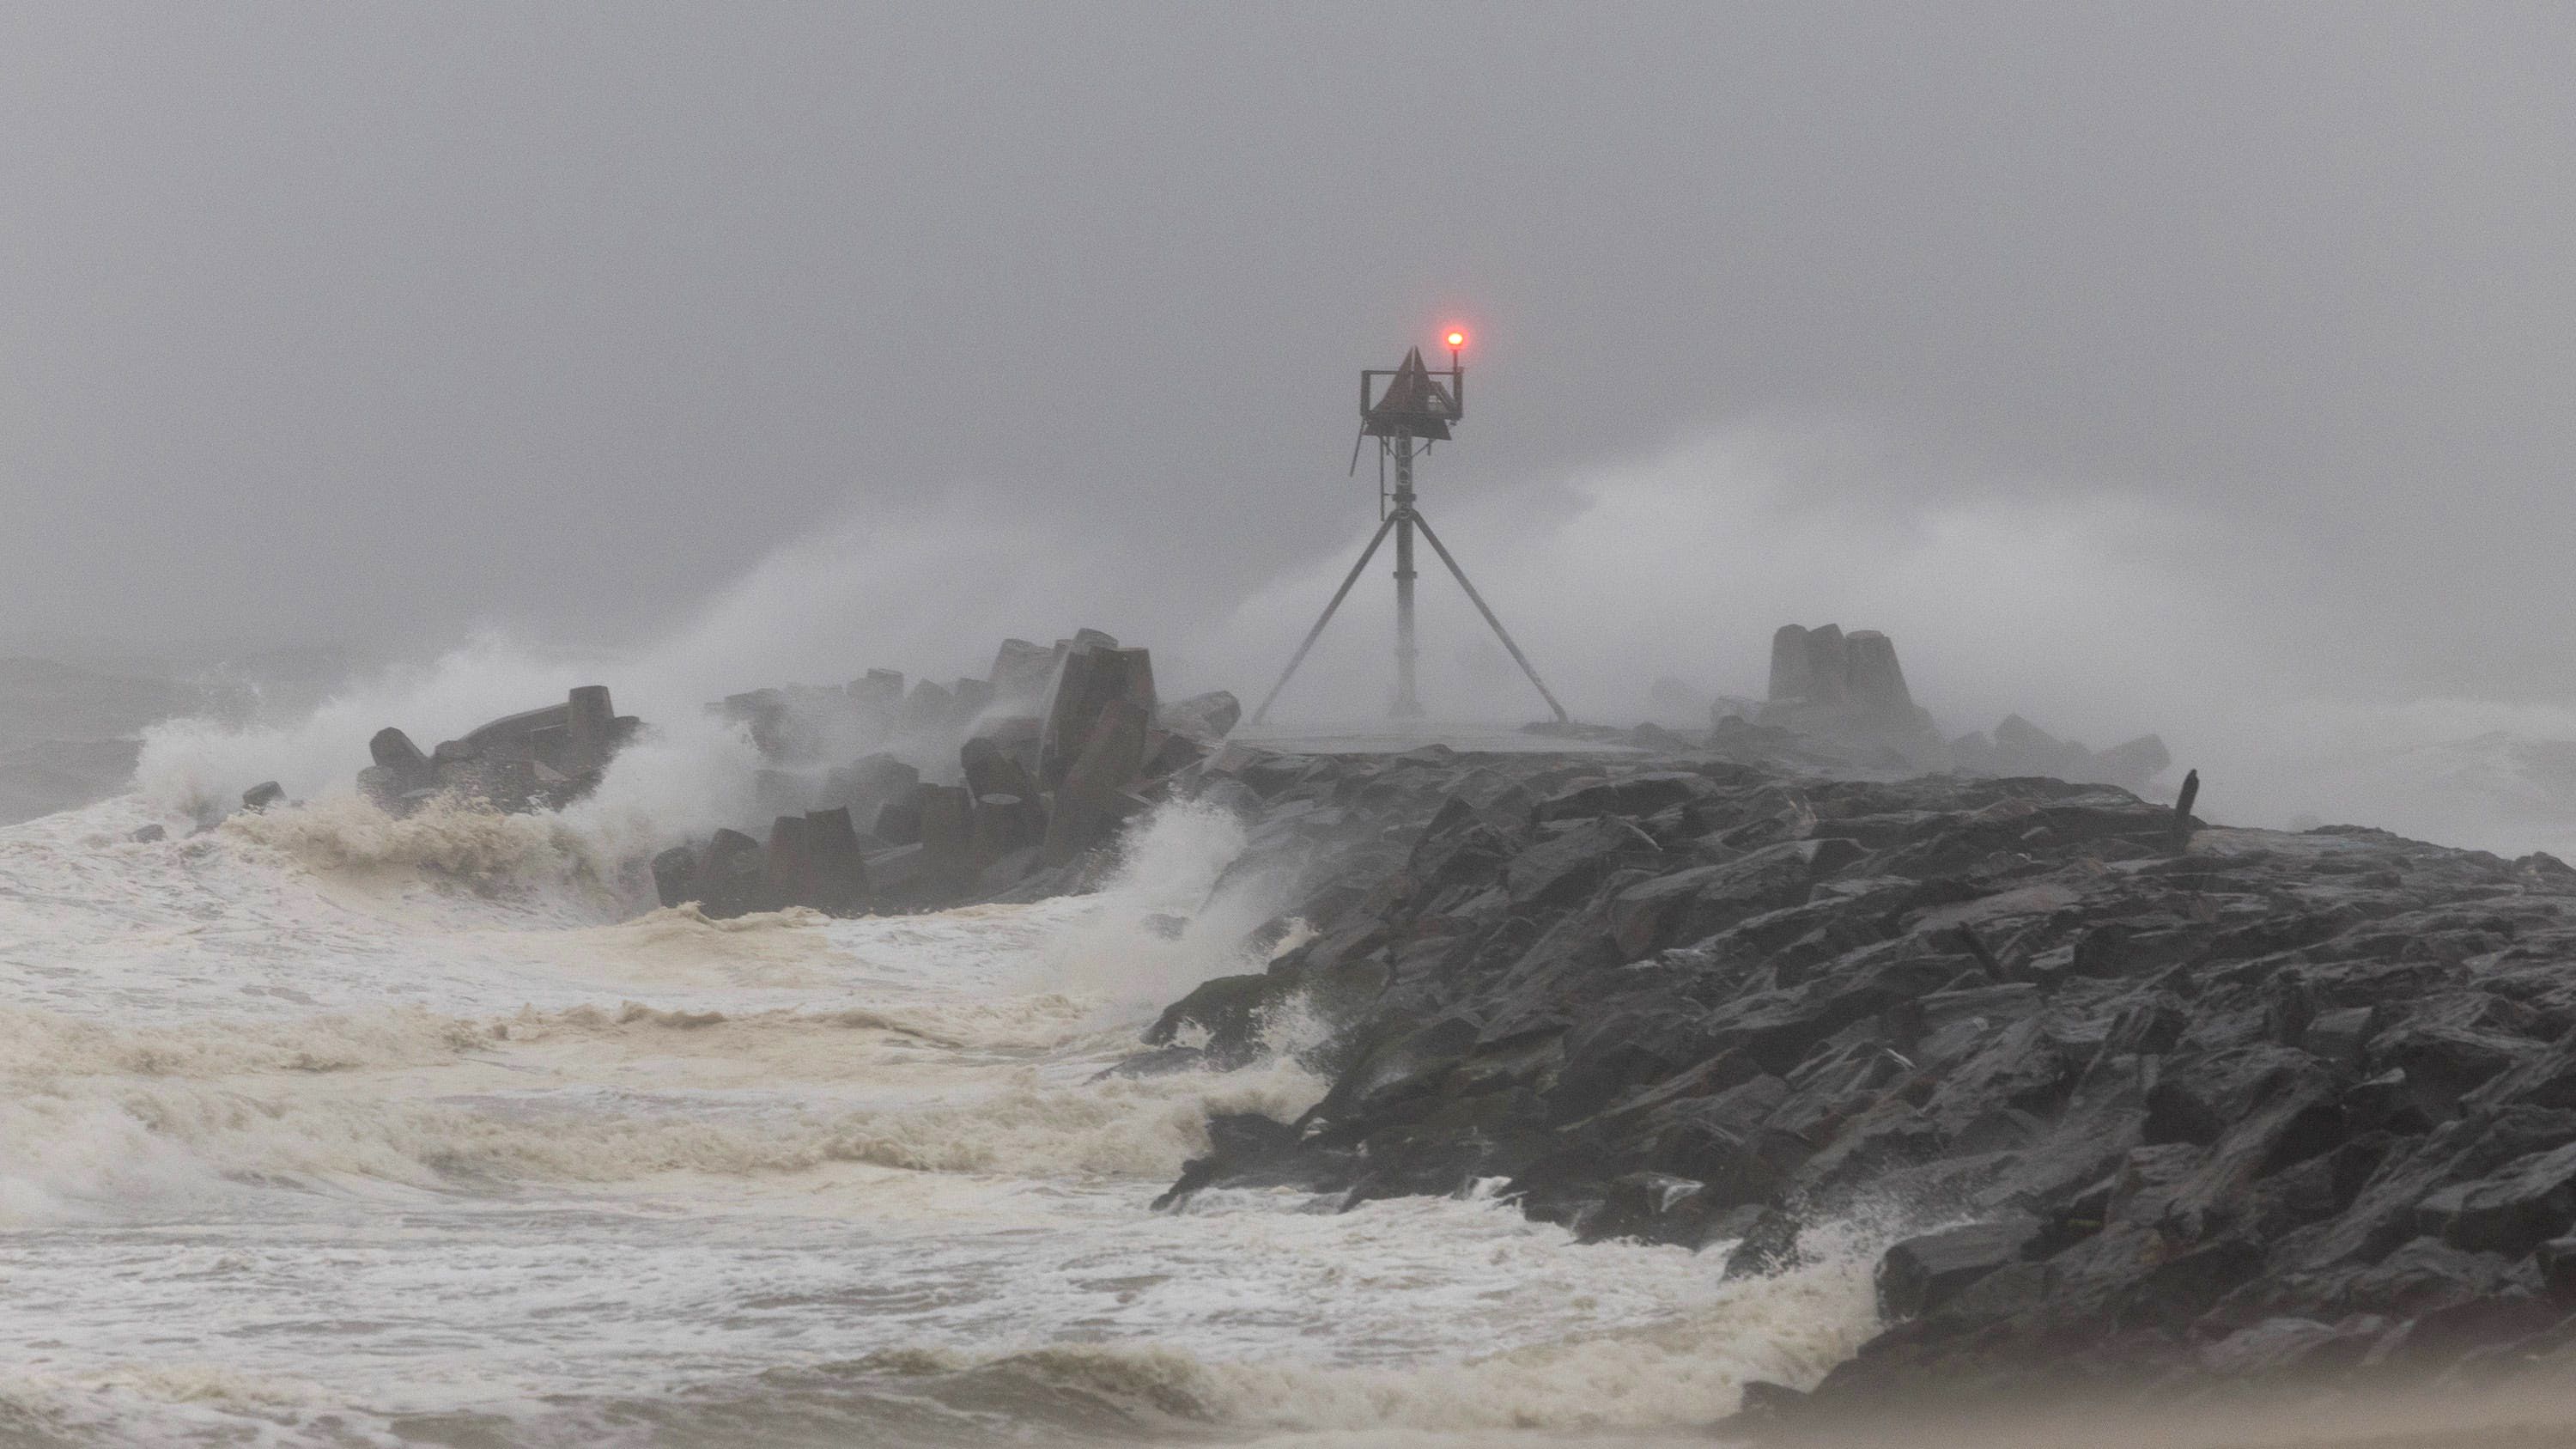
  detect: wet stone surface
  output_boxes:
[1136,740,2576,1420]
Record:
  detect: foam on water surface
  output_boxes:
[0,792,1879,1446]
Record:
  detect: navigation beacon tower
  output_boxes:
[1249,331,1569,726]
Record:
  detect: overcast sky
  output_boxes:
[4,3,2572,707]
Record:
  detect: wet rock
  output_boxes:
[1759,624,1942,761]
[1145,972,1285,1067]
[819,753,920,831]
[896,679,956,738]
[369,727,430,774]
[1716,1380,1810,1435]
[1955,716,2170,792]
[1153,1111,1305,1209]
[1140,728,1210,782]
[2536,1235,2576,1303]
[2342,1235,2530,1318]
[2197,1315,2387,1379]
[2093,734,2173,788]
[1844,630,1911,718]
[987,638,1056,708]
[355,766,407,813]
[760,814,815,911]
[240,781,284,812]
[565,685,617,772]
[1157,690,1242,742]
[915,783,976,888]
[1722,1209,1805,1279]
[690,828,764,918]
[1042,697,1150,864]
[861,841,927,901]
[1878,1219,2043,1320]
[1588,1172,1716,1248]
[2344,1068,2441,1136]
[719,689,790,758]
[1607,838,1861,959]
[364,687,631,813]
[2468,1026,2576,1113]
[650,843,697,909]
[1769,624,1850,707]
[1042,645,1155,790]
[970,793,1044,861]
[2142,1046,2343,1166]
[975,844,1042,896]
[949,678,996,731]
[2304,1006,2379,1070]
[848,670,906,733]
[959,735,1036,802]
[2417,1141,2576,1256]
[800,806,870,916]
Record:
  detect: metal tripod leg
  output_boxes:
[1410,511,1571,724]
[1248,511,1401,726]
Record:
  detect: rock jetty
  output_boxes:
[324,615,2576,1412]
[346,630,1241,920]
[1141,740,2576,1418]
[358,685,640,815]
[646,630,1243,916]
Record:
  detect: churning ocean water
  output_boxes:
[0,782,1879,1448]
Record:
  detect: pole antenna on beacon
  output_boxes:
[1249,326,1569,726]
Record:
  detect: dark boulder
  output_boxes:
[873,789,925,847]
[1878,1218,2044,1321]
[800,807,870,916]
[2196,1315,2387,1379]
[971,793,1045,862]
[761,814,815,911]
[1146,972,1284,1067]
[650,843,697,909]
[895,679,956,738]
[363,686,632,814]
[819,753,920,829]
[1042,645,1155,791]
[565,685,617,772]
[915,784,977,890]
[987,638,1056,708]
[1042,697,1150,864]
[369,728,430,774]
[1158,690,1242,742]
[690,829,765,918]
[1722,1209,1806,1279]
[960,735,1038,802]
[2468,1026,2576,1113]
[1586,1172,1718,1248]
[1153,1111,1305,1209]
[848,669,905,731]
[2417,1141,2576,1257]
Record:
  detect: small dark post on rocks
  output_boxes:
[2171,767,2201,853]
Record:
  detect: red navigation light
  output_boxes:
[1444,329,1467,350]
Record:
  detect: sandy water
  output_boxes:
[0,794,1879,1447]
